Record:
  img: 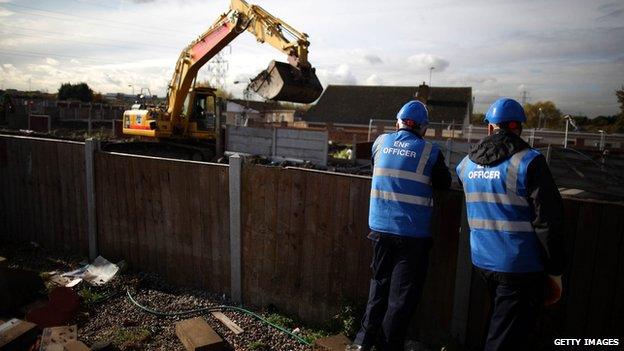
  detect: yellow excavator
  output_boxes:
[120,0,322,159]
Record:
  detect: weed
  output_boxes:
[265,313,295,329]
[301,329,330,344]
[333,302,362,338]
[111,326,151,350]
[78,287,104,307]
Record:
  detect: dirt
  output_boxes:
[0,240,321,350]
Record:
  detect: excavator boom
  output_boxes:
[167,0,322,120]
[123,0,322,143]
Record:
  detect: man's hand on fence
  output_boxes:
[544,275,562,306]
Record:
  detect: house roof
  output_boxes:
[303,85,472,125]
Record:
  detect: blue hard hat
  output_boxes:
[484,98,526,123]
[397,100,428,125]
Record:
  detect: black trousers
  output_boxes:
[478,268,546,351]
[354,233,432,351]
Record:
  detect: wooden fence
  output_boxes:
[0,135,87,253]
[94,152,231,294]
[1,134,623,348]
[459,199,624,349]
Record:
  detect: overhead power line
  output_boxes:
[1,30,181,54]
[1,24,181,51]
[0,48,136,65]
[3,3,190,39]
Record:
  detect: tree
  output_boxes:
[470,113,486,126]
[523,101,562,129]
[57,82,94,102]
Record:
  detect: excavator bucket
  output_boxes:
[248,60,323,104]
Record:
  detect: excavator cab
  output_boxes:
[185,87,220,137]
[248,60,323,104]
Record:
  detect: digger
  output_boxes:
[119,0,322,160]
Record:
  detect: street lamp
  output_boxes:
[429,67,435,86]
[563,115,571,148]
[538,108,543,130]
[598,130,606,151]
[128,84,134,96]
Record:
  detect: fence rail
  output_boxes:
[1,134,623,348]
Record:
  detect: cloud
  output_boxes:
[363,54,383,65]
[517,84,526,92]
[365,74,382,86]
[596,9,623,21]
[317,64,357,85]
[0,8,13,16]
[406,54,450,72]
[70,59,81,65]
[596,2,623,21]
[45,58,59,66]
[131,0,156,3]
[104,73,122,86]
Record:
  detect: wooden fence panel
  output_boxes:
[464,198,624,349]
[240,164,462,338]
[0,135,87,253]
[94,152,230,294]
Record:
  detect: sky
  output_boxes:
[0,0,623,117]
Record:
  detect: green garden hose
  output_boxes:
[126,290,311,346]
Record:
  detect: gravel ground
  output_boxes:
[0,241,323,351]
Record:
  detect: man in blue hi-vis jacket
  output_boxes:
[456,98,565,351]
[354,100,451,351]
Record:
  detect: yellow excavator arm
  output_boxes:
[166,0,321,121]
[123,0,322,141]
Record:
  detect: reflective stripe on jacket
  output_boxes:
[369,130,440,237]
[457,148,544,273]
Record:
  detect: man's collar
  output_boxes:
[398,128,423,139]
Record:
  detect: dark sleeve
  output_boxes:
[431,151,451,190]
[526,155,565,275]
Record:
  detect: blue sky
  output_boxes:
[0,0,623,116]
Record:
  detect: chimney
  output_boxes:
[415,82,430,104]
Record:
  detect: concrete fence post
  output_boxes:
[450,201,473,344]
[271,128,277,158]
[85,138,100,260]
[228,154,243,304]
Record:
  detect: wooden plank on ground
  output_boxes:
[210,312,243,335]
[313,333,352,351]
[175,317,226,351]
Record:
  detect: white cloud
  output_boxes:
[0,8,13,16]
[317,64,357,85]
[0,0,620,116]
[406,54,450,72]
[363,54,383,65]
[365,74,383,86]
[45,58,60,66]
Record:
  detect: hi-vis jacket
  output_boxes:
[369,130,440,237]
[457,148,544,273]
